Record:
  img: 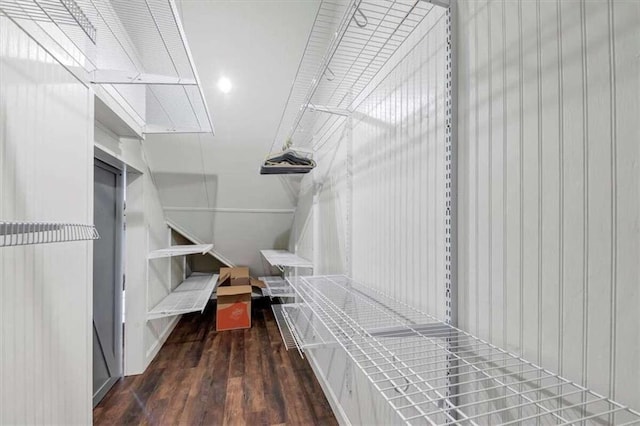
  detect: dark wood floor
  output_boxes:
[94,299,337,426]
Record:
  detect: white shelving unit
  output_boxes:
[0,221,99,247]
[147,240,215,319]
[281,275,640,425]
[148,243,213,259]
[260,249,313,269]
[147,273,217,320]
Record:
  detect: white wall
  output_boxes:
[457,0,640,411]
[0,16,93,425]
[290,8,449,424]
[140,1,321,276]
[94,124,182,375]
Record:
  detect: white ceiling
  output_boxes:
[143,0,320,274]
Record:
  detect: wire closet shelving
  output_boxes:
[147,239,215,319]
[0,0,213,134]
[279,275,640,425]
[259,276,296,299]
[260,249,313,269]
[270,0,439,154]
[0,221,99,247]
[147,272,217,320]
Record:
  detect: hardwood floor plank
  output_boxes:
[93,300,336,426]
[223,376,246,425]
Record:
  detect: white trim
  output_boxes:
[144,316,180,363]
[306,351,352,426]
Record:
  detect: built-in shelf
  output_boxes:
[272,304,303,356]
[147,273,217,320]
[282,275,640,425]
[0,221,99,247]
[148,244,213,259]
[260,249,313,268]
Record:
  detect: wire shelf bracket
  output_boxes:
[0,221,99,247]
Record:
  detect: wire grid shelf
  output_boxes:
[271,0,437,152]
[272,303,335,358]
[0,0,213,134]
[259,276,296,298]
[0,221,99,247]
[147,273,217,320]
[148,243,213,259]
[286,275,640,425]
[272,304,304,357]
[260,249,313,268]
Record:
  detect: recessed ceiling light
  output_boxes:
[217,76,232,94]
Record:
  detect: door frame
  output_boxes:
[92,156,126,407]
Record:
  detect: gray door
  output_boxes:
[93,160,123,407]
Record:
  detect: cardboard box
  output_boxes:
[215,266,266,331]
[216,285,252,331]
[218,267,251,286]
[218,267,266,289]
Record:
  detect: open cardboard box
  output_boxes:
[216,267,265,331]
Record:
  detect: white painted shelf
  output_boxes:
[147,273,217,320]
[260,249,313,268]
[285,275,640,425]
[148,244,213,259]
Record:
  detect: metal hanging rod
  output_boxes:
[284,275,640,425]
[0,221,99,247]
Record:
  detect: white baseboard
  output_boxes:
[306,351,351,426]
[144,315,180,366]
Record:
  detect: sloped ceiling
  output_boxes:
[143,0,319,275]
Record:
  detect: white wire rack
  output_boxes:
[259,276,296,299]
[260,249,313,269]
[285,275,640,425]
[0,221,99,247]
[272,304,304,356]
[272,302,335,358]
[147,272,217,320]
[270,0,437,153]
[0,0,213,134]
[148,243,213,259]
